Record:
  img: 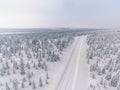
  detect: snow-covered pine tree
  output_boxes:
[32,80,36,89]
[0,66,5,76]
[44,64,48,71]
[39,77,43,87]
[20,58,25,75]
[38,56,42,68]
[46,79,48,84]
[6,82,10,90]
[23,77,27,82]
[13,67,16,74]
[46,72,49,79]
[33,63,36,68]
[21,79,25,88]
[29,79,32,86]
[26,62,30,69]
[7,69,10,75]
[13,80,18,90]
[5,61,9,69]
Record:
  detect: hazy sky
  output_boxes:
[0,0,120,28]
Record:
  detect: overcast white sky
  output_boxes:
[0,0,120,28]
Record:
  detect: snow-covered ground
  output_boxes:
[3,30,118,90]
[0,33,90,90]
[0,32,75,90]
[32,35,81,90]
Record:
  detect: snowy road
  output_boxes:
[56,36,89,90]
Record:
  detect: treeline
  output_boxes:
[87,32,120,90]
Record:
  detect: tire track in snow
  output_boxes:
[56,36,85,90]
[72,37,84,90]
[55,37,80,90]
[65,36,84,90]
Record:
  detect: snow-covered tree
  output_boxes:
[32,80,36,89]
[6,83,10,90]
[13,80,18,90]
[21,79,25,88]
[20,58,25,75]
[39,77,43,87]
